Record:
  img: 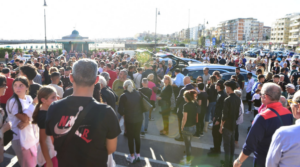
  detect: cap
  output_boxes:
[100,72,110,81]
[2,68,10,74]
[286,83,295,89]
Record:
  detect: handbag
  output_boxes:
[139,92,153,112]
[59,100,96,155]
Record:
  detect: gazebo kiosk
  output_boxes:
[56,30,94,53]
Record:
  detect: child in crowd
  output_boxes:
[252,89,261,117]
[32,86,58,167]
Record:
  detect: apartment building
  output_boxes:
[288,14,300,48]
[263,26,271,40]
[189,25,204,41]
[217,18,264,44]
[271,13,300,48]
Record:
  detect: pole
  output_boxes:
[44,8,47,55]
[154,8,157,53]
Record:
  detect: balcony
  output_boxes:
[290,22,300,27]
[290,29,300,33]
[289,35,299,38]
[290,15,300,21]
[288,41,299,45]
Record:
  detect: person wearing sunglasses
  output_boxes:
[266,90,300,166]
[233,83,293,167]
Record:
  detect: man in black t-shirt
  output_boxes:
[61,66,72,91]
[235,67,245,90]
[99,76,117,110]
[208,80,227,156]
[139,78,152,135]
[19,64,42,99]
[195,83,208,137]
[291,68,300,86]
[46,59,121,167]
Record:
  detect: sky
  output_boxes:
[0,0,300,40]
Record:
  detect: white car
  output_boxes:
[112,50,136,58]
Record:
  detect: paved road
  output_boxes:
[1,101,256,167]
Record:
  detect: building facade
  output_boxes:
[288,14,300,48]
[217,18,264,44]
[263,26,271,40]
[189,25,204,41]
[271,13,300,48]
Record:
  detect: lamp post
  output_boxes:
[44,0,47,55]
[197,24,201,48]
[154,8,160,53]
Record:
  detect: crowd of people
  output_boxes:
[0,47,298,167]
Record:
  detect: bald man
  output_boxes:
[175,76,194,141]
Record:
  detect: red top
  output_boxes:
[0,77,14,104]
[107,70,117,88]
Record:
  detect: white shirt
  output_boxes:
[252,93,261,110]
[49,84,64,98]
[18,56,26,61]
[203,56,210,62]
[7,95,35,140]
[98,67,103,73]
[266,119,300,167]
[246,78,255,93]
[133,73,142,89]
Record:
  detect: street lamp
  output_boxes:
[44,0,47,55]
[154,8,160,53]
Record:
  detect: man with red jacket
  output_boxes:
[106,64,117,88]
[0,68,14,116]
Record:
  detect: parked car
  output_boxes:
[221,72,257,100]
[292,54,300,62]
[181,64,248,83]
[22,54,32,62]
[245,51,257,57]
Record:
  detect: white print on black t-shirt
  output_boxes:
[54,106,83,135]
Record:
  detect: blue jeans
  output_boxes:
[205,102,216,122]
[182,126,196,161]
[141,111,149,132]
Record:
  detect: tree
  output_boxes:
[265,36,269,40]
[199,36,205,47]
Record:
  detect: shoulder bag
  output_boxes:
[59,100,96,155]
[267,108,283,126]
[139,92,153,112]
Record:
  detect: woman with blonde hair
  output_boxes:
[49,67,58,75]
[157,75,173,135]
[265,72,273,82]
[118,80,143,164]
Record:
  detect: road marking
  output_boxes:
[4,142,11,150]
[115,151,180,167]
[160,155,165,161]
[6,155,18,167]
[150,147,156,160]
[144,157,151,167]
[140,133,254,157]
